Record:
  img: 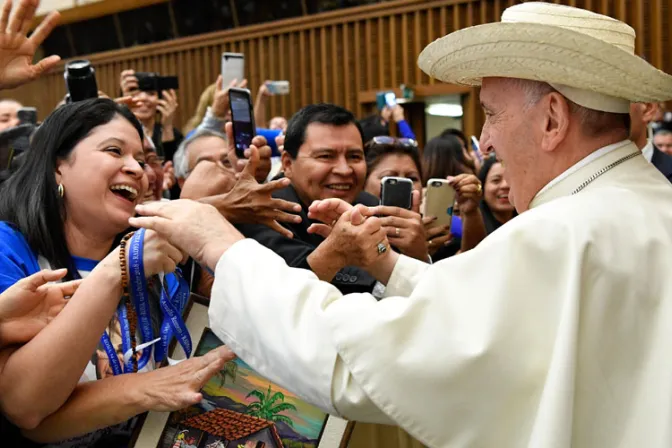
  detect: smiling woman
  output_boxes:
[0,98,230,447]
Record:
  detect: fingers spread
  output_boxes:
[8,0,30,34]
[269,221,294,239]
[0,0,12,34]
[261,176,292,193]
[29,10,60,47]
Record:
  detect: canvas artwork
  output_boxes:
[157,328,330,448]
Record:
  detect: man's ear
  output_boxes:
[641,102,660,124]
[540,92,571,153]
[281,151,294,179]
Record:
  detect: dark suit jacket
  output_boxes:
[651,147,672,182]
[236,185,381,295]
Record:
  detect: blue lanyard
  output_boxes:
[74,229,192,376]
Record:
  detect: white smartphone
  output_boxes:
[424,178,456,227]
[266,80,290,95]
[221,52,245,89]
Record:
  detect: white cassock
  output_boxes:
[209,140,672,447]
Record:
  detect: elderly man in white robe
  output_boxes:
[131,3,672,447]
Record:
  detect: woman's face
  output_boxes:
[365,153,422,199]
[483,162,514,214]
[56,116,148,238]
[131,90,158,122]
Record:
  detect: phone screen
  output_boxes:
[384,92,397,108]
[221,53,245,89]
[230,89,255,158]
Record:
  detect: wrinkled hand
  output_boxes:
[448,174,483,215]
[157,89,178,128]
[179,158,237,201]
[0,269,79,346]
[215,139,301,238]
[226,121,271,184]
[306,198,354,238]
[130,200,243,271]
[212,76,248,119]
[320,205,390,271]
[131,228,186,276]
[0,0,60,90]
[423,217,453,257]
[162,161,175,191]
[392,104,405,123]
[138,346,235,412]
[370,196,428,261]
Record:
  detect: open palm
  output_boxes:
[0,0,61,90]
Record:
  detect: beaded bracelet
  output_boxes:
[119,231,139,373]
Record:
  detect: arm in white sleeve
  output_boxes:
[209,239,396,424]
[383,254,430,298]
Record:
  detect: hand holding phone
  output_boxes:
[228,87,256,158]
[380,176,413,210]
[424,178,456,227]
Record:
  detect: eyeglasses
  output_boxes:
[371,136,418,148]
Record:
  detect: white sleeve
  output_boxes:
[208,239,395,424]
[384,254,430,298]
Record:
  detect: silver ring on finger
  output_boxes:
[377,242,387,255]
[395,227,400,237]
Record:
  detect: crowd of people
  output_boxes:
[1,0,672,447]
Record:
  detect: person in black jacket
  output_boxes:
[237,104,382,295]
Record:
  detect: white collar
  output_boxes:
[535,140,631,198]
[642,140,654,163]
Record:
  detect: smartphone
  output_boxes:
[380,177,413,210]
[266,80,290,95]
[17,107,37,126]
[221,52,245,89]
[375,92,386,111]
[229,87,256,159]
[158,75,179,91]
[424,178,456,227]
[384,91,397,108]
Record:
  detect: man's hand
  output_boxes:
[306,198,355,238]
[225,122,271,183]
[131,200,243,271]
[0,269,80,346]
[0,0,61,90]
[209,142,301,238]
[212,76,247,119]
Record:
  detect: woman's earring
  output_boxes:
[58,184,64,198]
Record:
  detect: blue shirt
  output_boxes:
[0,222,98,293]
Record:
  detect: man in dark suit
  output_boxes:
[237,104,382,295]
[630,103,672,182]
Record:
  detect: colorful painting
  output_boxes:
[157,328,329,448]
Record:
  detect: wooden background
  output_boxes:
[2,0,671,142]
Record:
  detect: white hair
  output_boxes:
[174,128,227,179]
[504,78,629,137]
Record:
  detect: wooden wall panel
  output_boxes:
[2,0,671,139]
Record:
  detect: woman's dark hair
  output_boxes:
[365,140,423,184]
[359,114,389,144]
[478,155,516,234]
[422,135,474,181]
[284,103,364,158]
[0,98,143,276]
[440,128,468,147]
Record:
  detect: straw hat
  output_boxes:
[417,2,672,112]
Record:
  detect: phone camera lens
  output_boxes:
[390,179,397,184]
[432,181,441,187]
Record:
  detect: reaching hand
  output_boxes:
[130,228,186,277]
[306,198,354,238]
[130,200,244,271]
[225,121,271,183]
[0,0,61,90]
[137,346,235,412]
[370,206,428,262]
[0,269,80,346]
[179,158,237,200]
[212,76,248,119]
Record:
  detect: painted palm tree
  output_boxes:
[245,384,298,427]
[214,361,238,388]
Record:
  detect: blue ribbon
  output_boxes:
[154,270,192,362]
[127,229,154,371]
